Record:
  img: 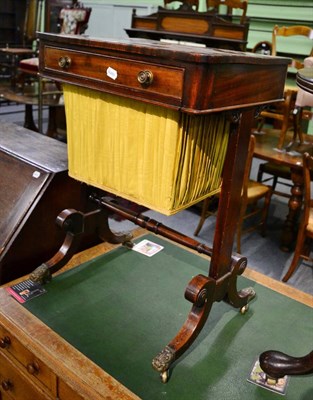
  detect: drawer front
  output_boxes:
[43,46,184,105]
[0,324,56,394]
[58,379,84,400]
[0,390,12,400]
[0,351,52,400]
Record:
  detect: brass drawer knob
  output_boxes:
[1,379,13,391]
[58,56,71,69]
[137,70,153,86]
[27,361,40,375]
[0,336,10,348]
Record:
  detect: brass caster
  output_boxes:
[266,376,278,386]
[240,304,249,314]
[160,370,169,383]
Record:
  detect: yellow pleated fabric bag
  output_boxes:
[63,84,229,215]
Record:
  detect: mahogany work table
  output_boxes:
[34,32,289,382]
[254,129,313,251]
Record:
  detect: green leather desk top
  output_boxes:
[24,234,313,400]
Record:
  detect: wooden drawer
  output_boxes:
[58,379,84,400]
[0,324,56,395]
[43,46,184,106]
[0,391,12,400]
[0,351,52,400]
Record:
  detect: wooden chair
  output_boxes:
[195,135,273,254]
[19,1,91,75]
[206,0,248,24]
[58,2,91,34]
[11,1,91,137]
[259,25,313,149]
[257,162,292,199]
[236,135,273,253]
[256,25,313,198]
[282,153,313,282]
[194,194,220,237]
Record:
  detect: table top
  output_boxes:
[0,82,63,107]
[297,67,313,94]
[253,129,313,169]
[0,47,33,55]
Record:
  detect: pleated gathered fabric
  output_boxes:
[63,84,229,215]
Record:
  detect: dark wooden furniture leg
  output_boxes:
[24,104,39,132]
[151,110,257,381]
[260,350,313,380]
[30,207,132,284]
[280,167,304,252]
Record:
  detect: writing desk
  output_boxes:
[1,229,312,400]
[254,129,313,251]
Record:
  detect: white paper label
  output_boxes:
[106,67,117,80]
[132,239,164,257]
[32,171,41,178]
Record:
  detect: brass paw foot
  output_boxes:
[29,263,52,284]
[152,346,175,383]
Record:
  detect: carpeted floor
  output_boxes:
[1,102,312,296]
